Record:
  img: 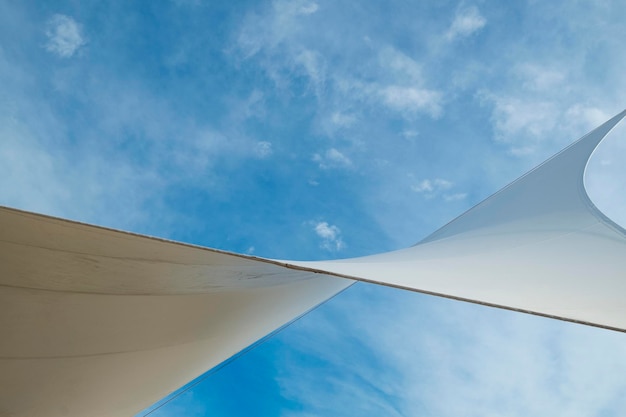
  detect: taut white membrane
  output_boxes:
[1,110,625,417]
[291,109,626,329]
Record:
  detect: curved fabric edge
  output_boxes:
[582,120,626,238]
[289,109,626,332]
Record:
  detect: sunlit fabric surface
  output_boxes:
[1,110,624,417]
[291,110,626,331]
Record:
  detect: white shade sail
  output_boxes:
[1,110,625,416]
[291,109,626,331]
[0,210,353,417]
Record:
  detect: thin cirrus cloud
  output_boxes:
[410,178,466,202]
[380,86,443,118]
[444,6,487,41]
[411,178,453,194]
[233,2,444,123]
[483,92,612,156]
[313,148,352,170]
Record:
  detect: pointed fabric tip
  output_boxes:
[290,109,626,331]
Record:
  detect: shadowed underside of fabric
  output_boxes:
[0,110,624,417]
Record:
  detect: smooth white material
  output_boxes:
[0,211,352,417]
[291,109,626,331]
[1,110,625,417]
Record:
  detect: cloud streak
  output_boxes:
[313,148,352,170]
[410,177,467,202]
[445,6,486,41]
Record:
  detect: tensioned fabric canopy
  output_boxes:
[1,110,625,417]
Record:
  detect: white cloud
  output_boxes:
[44,14,85,58]
[411,178,452,194]
[445,6,487,41]
[516,64,566,92]
[482,91,614,156]
[326,148,351,165]
[233,6,444,126]
[295,49,327,93]
[482,94,558,154]
[318,111,358,138]
[298,1,319,15]
[254,141,273,158]
[493,99,556,138]
[473,3,626,160]
[236,0,320,58]
[372,48,444,118]
[443,192,468,202]
[410,178,466,203]
[274,0,319,17]
[381,86,443,118]
[380,47,423,83]
[401,130,419,139]
[313,148,352,169]
[330,112,357,128]
[565,105,611,130]
[313,221,345,251]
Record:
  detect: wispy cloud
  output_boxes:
[313,148,352,170]
[381,86,442,118]
[44,14,85,58]
[410,177,466,202]
[443,192,468,202]
[329,112,357,128]
[485,95,558,154]
[471,1,626,162]
[482,91,611,156]
[515,64,567,92]
[233,4,444,123]
[411,178,452,193]
[445,6,486,41]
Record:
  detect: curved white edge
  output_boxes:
[1,110,625,417]
[582,117,626,237]
[288,109,626,332]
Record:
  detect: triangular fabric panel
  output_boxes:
[290,109,626,331]
[0,211,352,416]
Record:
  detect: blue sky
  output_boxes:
[2,0,626,416]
